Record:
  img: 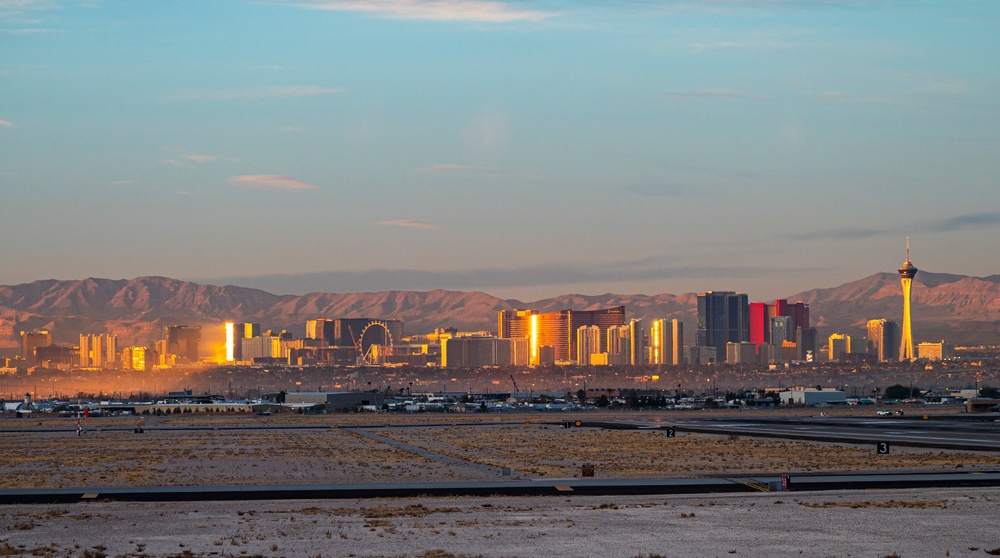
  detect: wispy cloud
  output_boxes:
[197,259,812,297]
[163,85,346,101]
[229,174,315,190]
[659,89,769,101]
[375,219,440,230]
[185,154,220,163]
[0,0,54,14]
[0,27,51,33]
[792,226,888,242]
[927,212,1000,233]
[0,119,12,127]
[274,0,559,23]
[416,163,505,174]
[785,211,1000,243]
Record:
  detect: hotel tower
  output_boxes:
[898,239,918,361]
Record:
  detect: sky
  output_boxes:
[2,0,998,302]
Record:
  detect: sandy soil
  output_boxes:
[2,412,999,489]
[2,488,1000,557]
[3,412,1000,557]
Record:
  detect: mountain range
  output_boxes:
[1,271,999,353]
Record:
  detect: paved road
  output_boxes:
[586,414,1000,452]
[3,471,1000,504]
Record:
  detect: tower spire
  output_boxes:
[898,238,918,361]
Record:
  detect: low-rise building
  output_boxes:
[779,389,847,406]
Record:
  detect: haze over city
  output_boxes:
[2,1,999,301]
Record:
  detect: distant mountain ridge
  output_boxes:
[1,272,999,352]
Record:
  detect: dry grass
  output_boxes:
[2,410,999,489]
[376,424,1000,478]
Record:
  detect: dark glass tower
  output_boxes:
[697,291,749,362]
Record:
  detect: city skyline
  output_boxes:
[2,1,999,301]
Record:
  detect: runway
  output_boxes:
[583,414,1000,452]
[2,471,1000,505]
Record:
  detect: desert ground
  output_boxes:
[2,409,1000,557]
[2,489,1000,557]
[2,409,999,489]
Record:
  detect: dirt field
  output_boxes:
[3,411,1000,557]
[2,488,1000,557]
[2,410,998,489]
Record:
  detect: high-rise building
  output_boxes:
[791,301,810,333]
[576,325,601,365]
[79,334,117,368]
[867,319,899,362]
[442,335,509,368]
[828,333,851,361]
[749,302,768,347]
[697,291,749,362]
[223,322,259,362]
[769,316,794,345]
[20,330,51,364]
[498,306,626,364]
[305,318,336,345]
[797,327,817,362]
[164,326,201,363]
[898,240,918,361]
[606,325,630,366]
[727,342,758,364]
[762,299,809,339]
[241,334,286,361]
[122,346,151,371]
[917,341,953,362]
[649,319,668,365]
[629,319,644,365]
[669,319,684,365]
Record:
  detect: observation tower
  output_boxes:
[898,239,918,361]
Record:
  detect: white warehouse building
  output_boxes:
[779,389,847,406]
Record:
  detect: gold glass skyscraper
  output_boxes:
[498,306,626,364]
[898,240,918,361]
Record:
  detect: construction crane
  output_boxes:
[509,374,519,397]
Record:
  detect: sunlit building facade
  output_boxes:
[576,325,601,365]
[917,341,953,362]
[629,319,644,365]
[224,322,259,362]
[20,330,51,364]
[828,333,852,362]
[498,306,626,365]
[606,325,630,366]
[122,346,152,371]
[867,318,899,362]
[898,241,918,361]
[79,334,117,368]
[649,319,668,365]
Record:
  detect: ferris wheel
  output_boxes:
[358,321,393,365]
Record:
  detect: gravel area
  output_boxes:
[2,488,1000,557]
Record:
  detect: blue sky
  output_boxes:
[2,0,998,301]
